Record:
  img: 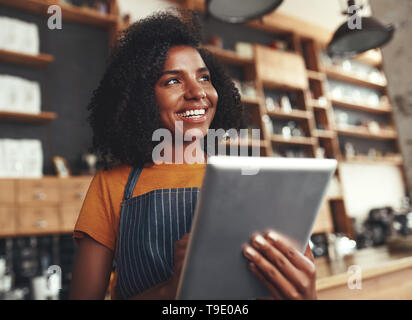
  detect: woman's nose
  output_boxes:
[184,80,206,100]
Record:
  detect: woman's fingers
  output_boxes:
[249,233,312,294]
[304,244,315,263]
[248,263,282,300]
[243,244,302,300]
[173,233,191,272]
[265,231,316,277]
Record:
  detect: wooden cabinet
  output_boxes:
[315,247,412,299]
[0,176,92,237]
[59,177,92,232]
[60,205,83,233]
[0,207,16,236]
[0,180,15,204]
[16,179,60,206]
[16,207,60,235]
[59,177,91,203]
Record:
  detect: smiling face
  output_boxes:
[155,46,218,140]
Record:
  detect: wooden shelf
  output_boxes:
[267,109,311,120]
[328,196,344,201]
[262,79,304,92]
[307,69,325,81]
[0,111,57,123]
[336,124,398,140]
[0,49,54,68]
[223,139,268,148]
[312,129,335,139]
[309,99,329,110]
[271,134,316,146]
[330,98,392,114]
[324,66,387,89]
[241,96,260,106]
[203,45,254,67]
[354,49,383,67]
[0,0,118,29]
[343,155,403,166]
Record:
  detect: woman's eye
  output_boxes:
[200,74,210,81]
[165,78,179,85]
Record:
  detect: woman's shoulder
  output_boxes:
[95,164,133,187]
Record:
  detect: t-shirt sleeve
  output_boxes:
[73,170,116,251]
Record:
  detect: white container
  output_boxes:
[21,78,41,114]
[0,17,39,55]
[4,17,20,52]
[235,42,254,58]
[31,276,48,300]
[19,21,39,55]
[0,17,8,50]
[2,139,24,178]
[27,22,40,55]
[9,76,26,112]
[22,139,43,178]
[0,75,8,111]
[0,139,43,178]
[0,140,5,178]
[0,75,41,113]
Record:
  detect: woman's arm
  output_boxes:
[70,232,189,300]
[69,234,114,300]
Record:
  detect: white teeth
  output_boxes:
[178,109,206,119]
[177,108,207,118]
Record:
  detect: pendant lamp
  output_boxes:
[206,0,284,24]
[327,0,394,58]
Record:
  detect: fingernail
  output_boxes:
[243,245,256,260]
[267,231,279,242]
[253,234,266,248]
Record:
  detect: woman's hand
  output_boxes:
[166,232,191,296]
[242,230,317,300]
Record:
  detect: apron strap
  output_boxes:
[122,167,143,201]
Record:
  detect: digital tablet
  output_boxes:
[176,156,337,300]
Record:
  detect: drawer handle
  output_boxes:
[34,192,46,200]
[35,220,48,228]
[75,192,85,199]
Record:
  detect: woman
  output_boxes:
[69,10,317,300]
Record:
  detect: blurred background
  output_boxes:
[1,0,412,299]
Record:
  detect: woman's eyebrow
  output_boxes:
[160,67,209,77]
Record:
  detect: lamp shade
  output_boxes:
[327,17,395,58]
[206,0,283,24]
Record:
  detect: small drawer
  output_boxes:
[16,179,60,206]
[60,205,82,232]
[16,207,60,235]
[0,207,16,236]
[0,180,15,204]
[60,177,92,204]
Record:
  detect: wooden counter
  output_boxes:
[315,246,412,299]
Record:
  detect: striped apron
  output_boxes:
[114,167,200,300]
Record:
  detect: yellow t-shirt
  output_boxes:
[73,162,206,299]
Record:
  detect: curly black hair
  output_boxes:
[87,9,245,169]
